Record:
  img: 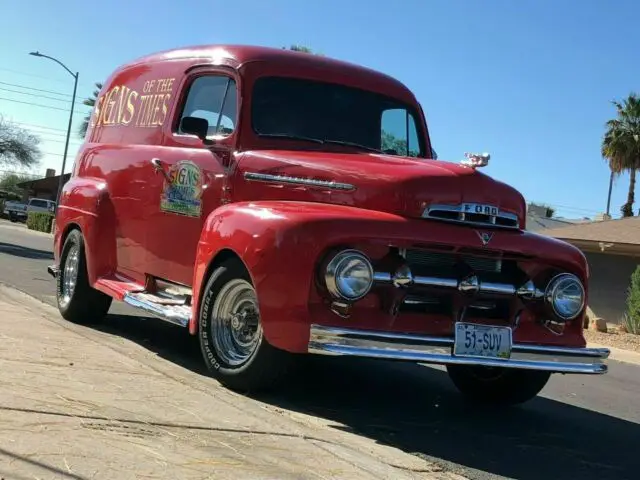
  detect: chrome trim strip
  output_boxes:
[413,275,459,289]
[308,325,609,374]
[123,292,190,328]
[244,172,355,191]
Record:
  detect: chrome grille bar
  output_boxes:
[422,204,519,229]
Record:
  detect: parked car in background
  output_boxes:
[48,44,609,406]
[4,198,56,222]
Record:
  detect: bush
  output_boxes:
[26,211,54,233]
[624,266,640,335]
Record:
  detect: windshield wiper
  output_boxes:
[257,133,382,153]
[322,139,382,153]
[257,133,325,144]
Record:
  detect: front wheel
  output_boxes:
[56,229,112,324]
[198,258,295,392]
[446,364,551,406]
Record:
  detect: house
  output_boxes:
[542,216,640,324]
[525,203,592,233]
[15,170,71,202]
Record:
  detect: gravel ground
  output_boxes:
[585,328,640,353]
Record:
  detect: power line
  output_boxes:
[12,122,68,133]
[0,96,90,115]
[0,66,97,89]
[17,127,85,144]
[0,80,73,98]
[42,151,78,158]
[0,86,75,104]
[38,137,83,146]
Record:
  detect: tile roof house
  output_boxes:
[525,203,592,233]
[542,216,640,324]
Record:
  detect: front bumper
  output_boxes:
[308,325,610,374]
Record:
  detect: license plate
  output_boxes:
[453,322,512,359]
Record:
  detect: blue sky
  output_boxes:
[0,0,637,219]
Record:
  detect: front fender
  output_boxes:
[191,201,404,346]
[191,201,589,352]
[54,177,117,285]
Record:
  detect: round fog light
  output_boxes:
[545,273,585,320]
[325,250,374,301]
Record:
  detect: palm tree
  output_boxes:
[602,93,640,217]
[78,82,103,139]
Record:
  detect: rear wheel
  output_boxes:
[198,258,294,392]
[446,364,551,406]
[56,229,112,324]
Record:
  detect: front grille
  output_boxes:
[404,248,502,273]
[423,204,519,229]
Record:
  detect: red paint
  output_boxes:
[53,45,589,354]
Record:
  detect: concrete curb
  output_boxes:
[588,342,640,366]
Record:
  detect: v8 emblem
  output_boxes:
[476,231,494,246]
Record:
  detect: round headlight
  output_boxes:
[325,250,374,301]
[545,273,585,321]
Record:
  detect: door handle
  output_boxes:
[151,158,171,182]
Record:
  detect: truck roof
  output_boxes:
[118,44,417,102]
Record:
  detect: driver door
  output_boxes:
[143,71,238,286]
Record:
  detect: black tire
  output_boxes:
[9,213,17,223]
[198,258,295,392]
[446,364,551,406]
[56,229,112,324]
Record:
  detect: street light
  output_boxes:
[29,51,79,210]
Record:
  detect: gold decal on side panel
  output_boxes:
[93,76,177,129]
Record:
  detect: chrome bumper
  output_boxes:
[308,325,610,374]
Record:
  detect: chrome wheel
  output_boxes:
[60,245,79,307]
[210,279,263,367]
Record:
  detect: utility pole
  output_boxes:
[29,51,79,210]
[605,170,614,216]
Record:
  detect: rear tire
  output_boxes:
[446,364,551,406]
[56,229,112,324]
[198,258,294,392]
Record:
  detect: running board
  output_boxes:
[123,291,191,328]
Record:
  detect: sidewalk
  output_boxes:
[0,218,52,237]
[0,285,450,480]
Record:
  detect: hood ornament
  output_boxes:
[461,152,490,169]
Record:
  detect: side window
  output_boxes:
[381,108,421,157]
[29,199,47,208]
[178,75,237,136]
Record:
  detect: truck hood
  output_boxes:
[236,150,527,227]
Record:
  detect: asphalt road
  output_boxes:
[1,219,639,480]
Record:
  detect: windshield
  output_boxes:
[251,76,426,157]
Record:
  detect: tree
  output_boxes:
[283,45,321,55]
[0,116,41,168]
[624,265,640,334]
[381,130,407,155]
[602,93,640,217]
[78,82,103,139]
[0,172,35,194]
